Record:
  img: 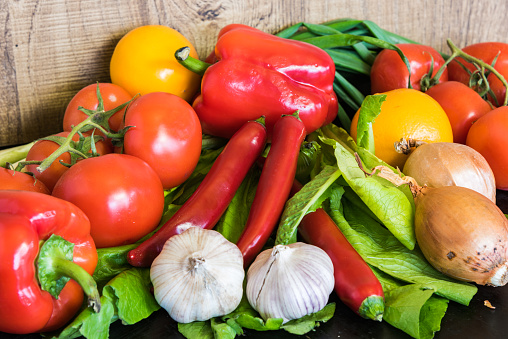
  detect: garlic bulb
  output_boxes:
[246,242,334,324]
[150,227,244,323]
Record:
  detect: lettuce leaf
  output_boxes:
[50,268,159,339]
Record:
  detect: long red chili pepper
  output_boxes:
[236,114,306,267]
[293,181,385,321]
[127,119,267,267]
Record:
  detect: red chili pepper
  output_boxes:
[0,190,100,334]
[292,181,385,321]
[127,118,268,267]
[236,114,306,267]
[176,23,337,139]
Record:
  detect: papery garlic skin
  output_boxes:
[246,242,334,324]
[150,227,244,323]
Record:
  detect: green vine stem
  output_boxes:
[432,39,508,106]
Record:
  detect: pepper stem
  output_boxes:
[358,295,384,322]
[175,46,211,76]
[50,256,101,313]
[38,234,101,313]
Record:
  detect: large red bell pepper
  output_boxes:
[0,190,100,334]
[176,23,338,139]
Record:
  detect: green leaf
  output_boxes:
[92,244,137,291]
[37,234,74,298]
[275,22,303,38]
[335,72,366,108]
[281,303,336,335]
[330,198,477,305]
[215,167,261,243]
[50,268,159,339]
[302,33,412,84]
[356,94,386,154]
[383,284,449,339]
[274,165,342,245]
[103,269,160,324]
[325,48,372,75]
[179,321,214,339]
[211,318,239,339]
[234,315,283,332]
[333,141,416,249]
[303,22,341,35]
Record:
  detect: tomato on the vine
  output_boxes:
[25,131,113,192]
[370,44,448,94]
[110,25,201,102]
[425,81,492,144]
[448,42,508,106]
[121,92,202,190]
[63,83,132,133]
[52,153,165,248]
[0,167,50,194]
[466,106,508,190]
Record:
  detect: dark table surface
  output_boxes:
[3,191,508,339]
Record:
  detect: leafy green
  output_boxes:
[178,295,335,339]
[281,303,336,335]
[215,167,261,243]
[384,285,449,339]
[333,140,416,249]
[355,94,386,153]
[50,269,159,339]
[275,165,341,245]
[92,244,137,291]
[179,321,214,339]
[329,197,477,305]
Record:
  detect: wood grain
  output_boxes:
[1,0,508,147]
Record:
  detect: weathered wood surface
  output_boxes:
[1,0,507,147]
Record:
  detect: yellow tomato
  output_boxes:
[350,88,453,169]
[110,25,201,102]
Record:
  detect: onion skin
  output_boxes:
[403,142,496,203]
[414,185,508,286]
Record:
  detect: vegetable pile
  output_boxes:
[1,18,508,339]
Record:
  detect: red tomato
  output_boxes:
[25,131,113,192]
[425,81,492,144]
[122,92,202,189]
[52,153,164,248]
[370,44,448,94]
[63,83,132,133]
[0,167,50,194]
[466,106,508,190]
[448,42,508,106]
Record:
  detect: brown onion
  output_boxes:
[402,142,496,203]
[414,185,508,286]
[370,166,508,286]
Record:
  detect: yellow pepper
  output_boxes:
[110,25,201,102]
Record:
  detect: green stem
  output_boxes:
[0,141,35,167]
[175,47,211,76]
[446,39,508,106]
[36,119,106,173]
[51,256,101,312]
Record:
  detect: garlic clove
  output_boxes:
[246,243,334,324]
[150,227,245,323]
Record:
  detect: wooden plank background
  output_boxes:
[1,0,508,147]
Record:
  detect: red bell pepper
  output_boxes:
[127,118,268,267]
[176,23,338,139]
[0,190,100,334]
